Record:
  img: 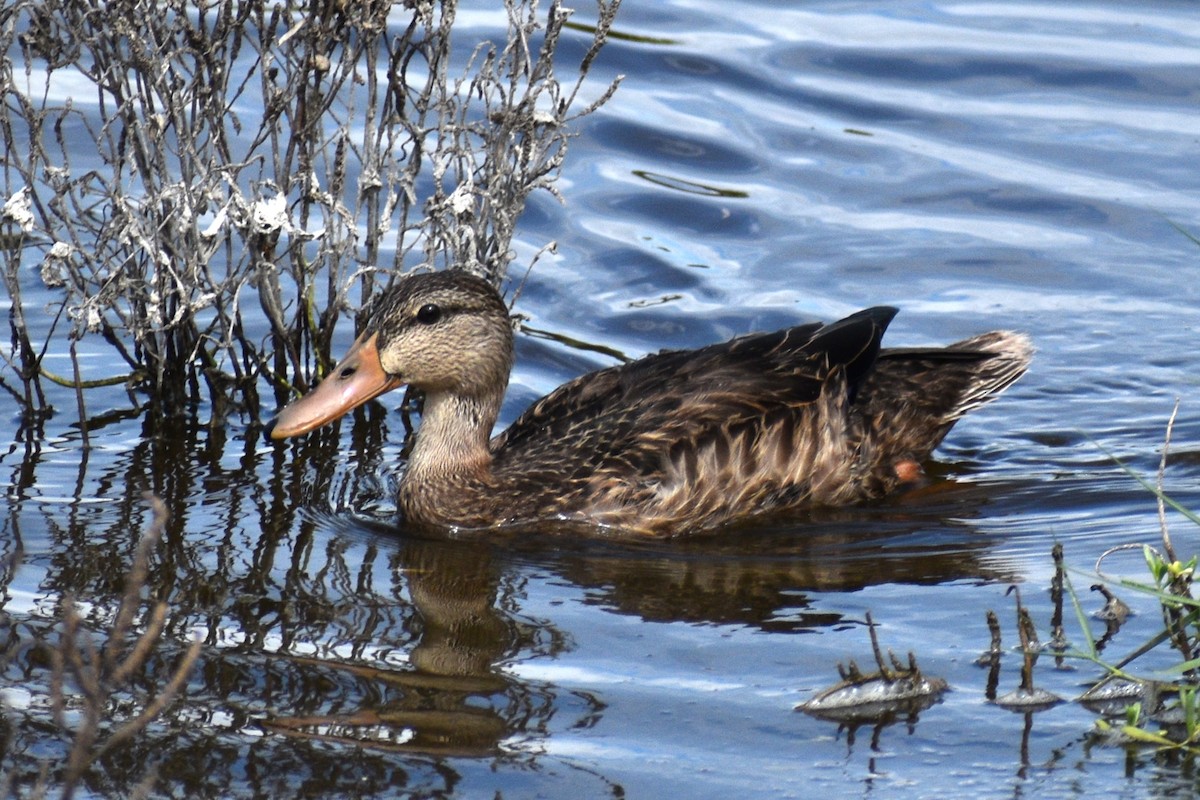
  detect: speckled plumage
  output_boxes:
[273,270,1033,535]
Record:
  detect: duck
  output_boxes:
[269,270,1032,535]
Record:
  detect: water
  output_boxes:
[5,1,1200,797]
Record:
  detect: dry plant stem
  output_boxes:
[1049,542,1066,647]
[986,610,1002,653]
[107,601,168,688]
[864,611,893,679]
[93,634,201,762]
[1158,399,1181,563]
[1004,585,1042,692]
[1155,401,1196,665]
[99,495,166,671]
[981,610,1002,701]
[1017,607,1039,651]
[69,337,88,445]
[1017,610,1038,692]
[58,601,102,798]
[0,233,46,411]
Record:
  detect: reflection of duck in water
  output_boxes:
[260,535,571,758]
[270,271,1031,535]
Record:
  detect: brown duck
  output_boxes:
[270,270,1032,535]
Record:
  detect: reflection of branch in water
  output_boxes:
[53,495,202,799]
[0,410,595,793]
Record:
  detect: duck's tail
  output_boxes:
[855,330,1034,463]
[938,330,1034,420]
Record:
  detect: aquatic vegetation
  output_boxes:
[797,405,1200,754]
[800,611,948,723]
[1051,404,1200,752]
[0,0,621,420]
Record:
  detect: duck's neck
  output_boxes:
[404,389,502,484]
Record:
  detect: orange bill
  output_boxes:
[270,331,404,439]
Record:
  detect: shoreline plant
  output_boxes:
[0,0,620,422]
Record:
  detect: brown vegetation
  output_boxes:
[0,0,620,421]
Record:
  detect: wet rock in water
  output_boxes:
[1090,583,1131,623]
[1080,676,1142,705]
[798,613,948,721]
[1079,678,1191,727]
[800,660,949,721]
[994,686,1062,711]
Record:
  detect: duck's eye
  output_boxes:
[415,303,442,325]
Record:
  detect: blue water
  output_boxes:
[5,1,1200,798]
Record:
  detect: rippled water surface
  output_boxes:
[5,1,1200,798]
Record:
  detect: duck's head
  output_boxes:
[269,270,514,439]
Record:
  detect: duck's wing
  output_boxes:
[494,308,897,457]
[491,320,817,453]
[490,308,899,514]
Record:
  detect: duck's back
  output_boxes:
[476,309,834,527]
[483,307,1032,534]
